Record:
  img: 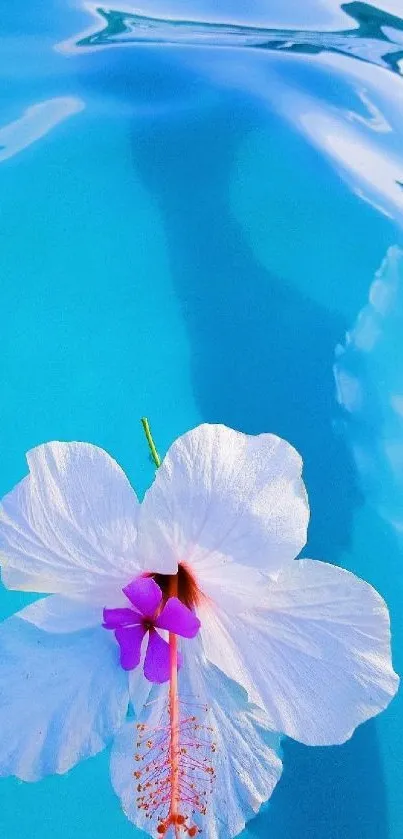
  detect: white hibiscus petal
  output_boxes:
[110,639,282,838]
[0,442,140,595]
[128,666,152,717]
[0,613,129,781]
[1,564,55,593]
[197,559,265,613]
[137,423,309,576]
[17,595,102,633]
[200,560,399,745]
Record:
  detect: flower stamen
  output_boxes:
[133,576,215,837]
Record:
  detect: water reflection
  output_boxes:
[58,2,403,77]
[334,246,403,536]
[0,98,84,163]
[334,246,403,834]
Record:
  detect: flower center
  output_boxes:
[142,619,154,632]
[151,563,201,609]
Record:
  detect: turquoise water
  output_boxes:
[1,0,403,836]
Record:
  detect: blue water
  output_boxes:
[1,0,403,836]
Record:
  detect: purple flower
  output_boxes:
[103,576,200,683]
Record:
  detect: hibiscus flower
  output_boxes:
[0,423,398,838]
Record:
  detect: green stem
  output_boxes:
[141,417,161,468]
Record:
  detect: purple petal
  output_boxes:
[115,625,146,671]
[144,630,172,683]
[155,597,201,639]
[103,607,140,630]
[123,576,162,618]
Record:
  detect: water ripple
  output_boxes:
[334,245,403,532]
[57,2,403,74]
[0,98,85,163]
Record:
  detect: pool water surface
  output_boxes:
[1,1,403,837]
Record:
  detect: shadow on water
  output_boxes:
[248,723,386,839]
[132,96,372,562]
[129,86,390,838]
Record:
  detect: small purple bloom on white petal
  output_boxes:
[104,576,200,683]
